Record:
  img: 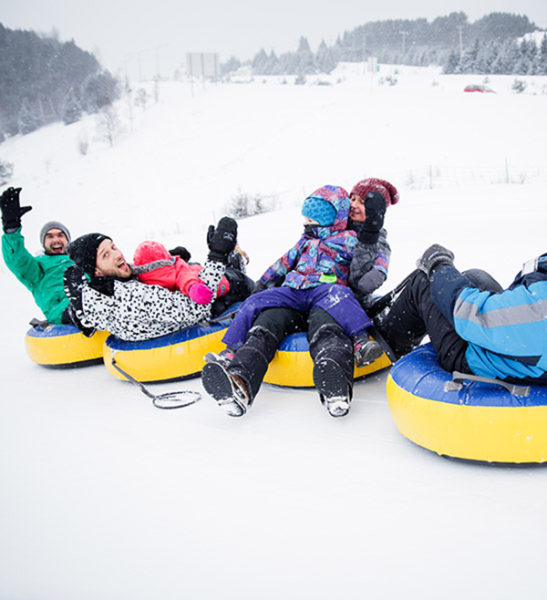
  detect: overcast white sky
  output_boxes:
[3,0,547,78]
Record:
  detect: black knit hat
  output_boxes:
[67,233,111,277]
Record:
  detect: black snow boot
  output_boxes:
[313,357,353,418]
[201,361,250,417]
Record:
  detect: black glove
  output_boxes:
[0,187,32,232]
[207,217,238,263]
[169,246,191,262]
[63,265,96,337]
[416,244,455,278]
[358,191,386,245]
[251,280,268,295]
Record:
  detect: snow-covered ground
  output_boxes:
[1,64,546,600]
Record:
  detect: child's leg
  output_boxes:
[310,284,372,338]
[229,307,306,400]
[307,309,354,385]
[221,287,304,349]
[307,309,354,417]
[203,307,305,416]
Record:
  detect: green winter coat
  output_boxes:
[2,228,73,323]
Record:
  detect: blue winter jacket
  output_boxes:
[430,255,547,384]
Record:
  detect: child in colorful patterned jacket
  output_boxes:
[202,185,386,418]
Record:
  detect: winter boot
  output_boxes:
[353,334,383,368]
[204,347,235,368]
[201,361,250,417]
[313,357,352,418]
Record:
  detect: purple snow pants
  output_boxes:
[222,284,372,349]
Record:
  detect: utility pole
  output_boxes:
[154,44,169,79]
[400,31,409,56]
[457,25,464,60]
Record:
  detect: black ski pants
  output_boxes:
[379,268,502,373]
[228,306,354,401]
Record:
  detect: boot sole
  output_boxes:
[313,358,351,417]
[202,362,247,417]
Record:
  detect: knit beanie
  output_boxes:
[350,178,400,207]
[67,233,111,277]
[301,196,337,227]
[40,221,71,246]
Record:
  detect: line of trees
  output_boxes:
[0,23,120,140]
[223,12,542,77]
[444,35,547,75]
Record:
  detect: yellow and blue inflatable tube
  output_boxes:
[264,332,391,388]
[104,319,232,383]
[386,343,547,463]
[25,324,108,368]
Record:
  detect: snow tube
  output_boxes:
[25,323,108,368]
[103,307,240,384]
[386,343,547,463]
[263,332,392,388]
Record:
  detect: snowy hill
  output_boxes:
[1,64,547,600]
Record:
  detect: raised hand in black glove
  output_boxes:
[416,244,455,278]
[169,246,192,262]
[358,191,386,245]
[207,217,238,263]
[0,187,32,232]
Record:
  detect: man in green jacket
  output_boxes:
[1,187,74,324]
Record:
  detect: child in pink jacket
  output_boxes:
[132,240,230,304]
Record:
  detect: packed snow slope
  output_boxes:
[0,64,546,600]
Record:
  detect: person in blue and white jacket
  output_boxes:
[378,244,547,385]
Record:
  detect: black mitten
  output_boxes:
[251,280,268,295]
[169,246,192,262]
[207,217,237,263]
[358,191,386,245]
[0,187,32,232]
[63,265,95,337]
[416,244,455,278]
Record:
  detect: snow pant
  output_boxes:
[211,267,255,318]
[378,268,503,373]
[222,284,372,350]
[227,306,354,402]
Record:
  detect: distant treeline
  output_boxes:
[222,12,544,77]
[445,36,547,75]
[0,23,119,140]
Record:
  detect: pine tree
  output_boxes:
[252,49,268,75]
[296,37,316,74]
[316,40,336,74]
[460,38,480,72]
[18,98,42,134]
[62,88,82,125]
[539,34,547,75]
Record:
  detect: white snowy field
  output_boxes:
[1,64,546,600]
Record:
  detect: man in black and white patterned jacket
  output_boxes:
[63,217,237,342]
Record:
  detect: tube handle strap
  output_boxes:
[445,371,530,397]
